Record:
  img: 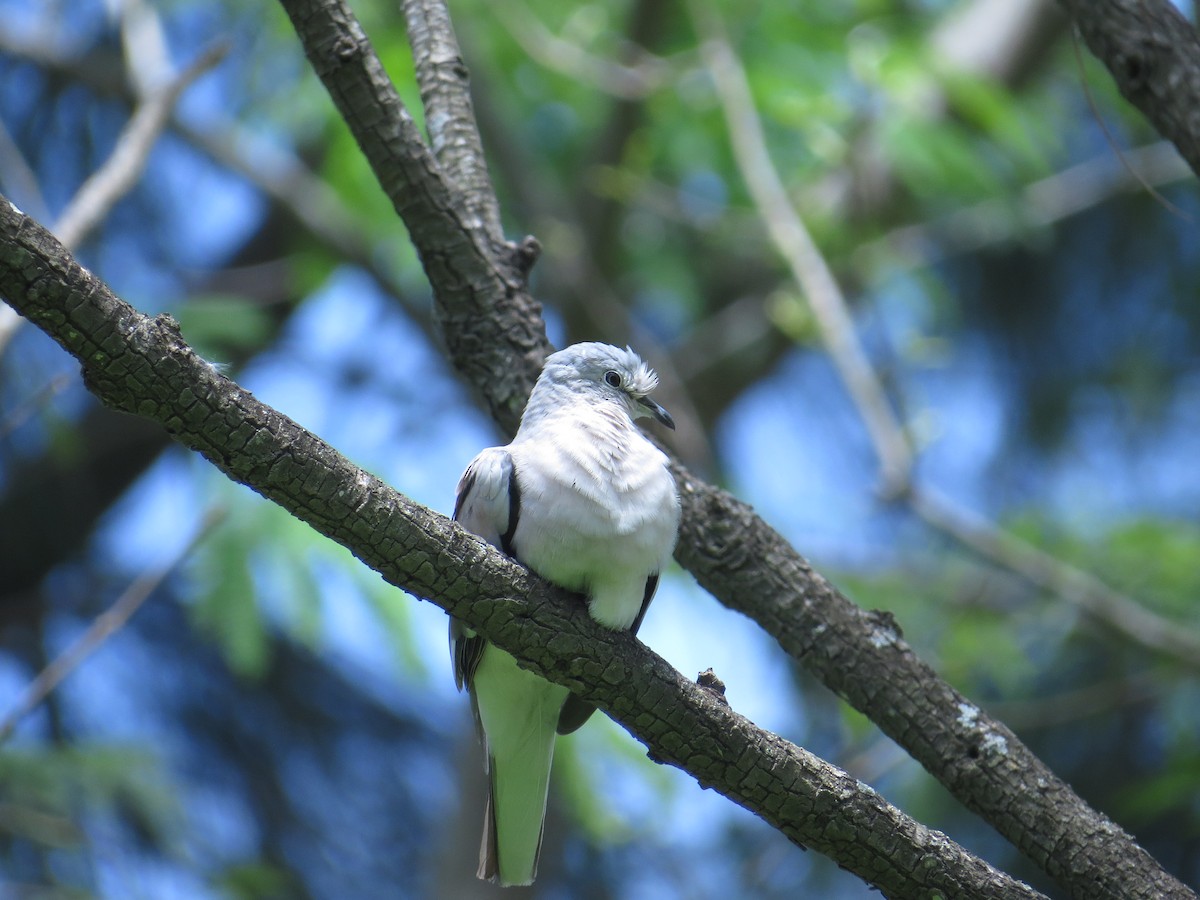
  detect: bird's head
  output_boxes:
[535,342,675,430]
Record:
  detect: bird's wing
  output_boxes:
[453,446,518,549]
[450,447,518,692]
[450,447,566,886]
[556,572,660,735]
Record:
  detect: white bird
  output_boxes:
[451,342,680,886]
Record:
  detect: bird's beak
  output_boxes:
[638,396,675,430]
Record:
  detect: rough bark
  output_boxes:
[278,0,549,435]
[668,465,1195,900]
[1058,0,1200,179]
[273,1,1196,897]
[0,195,1044,900]
[401,0,505,242]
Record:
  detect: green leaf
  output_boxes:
[190,508,271,679]
[213,861,300,900]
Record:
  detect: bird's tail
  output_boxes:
[477,729,557,886]
[472,646,567,886]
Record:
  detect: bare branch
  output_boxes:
[279,0,551,433]
[667,461,1193,900]
[0,507,226,743]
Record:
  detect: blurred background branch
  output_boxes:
[0,35,225,357]
[690,0,915,493]
[690,0,1200,669]
[0,508,225,743]
[491,1,677,101]
[51,42,229,251]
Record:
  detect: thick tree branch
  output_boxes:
[1058,0,1200,179]
[275,1,1194,897]
[667,464,1194,900]
[0,197,1044,899]
[401,0,505,242]
[279,0,548,434]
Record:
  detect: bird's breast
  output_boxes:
[509,434,679,594]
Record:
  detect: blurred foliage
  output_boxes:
[1,0,1199,897]
[211,861,299,900]
[176,295,277,360]
[0,745,177,885]
[0,746,172,834]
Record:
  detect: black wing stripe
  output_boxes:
[630,573,659,636]
[499,458,521,558]
[453,468,476,521]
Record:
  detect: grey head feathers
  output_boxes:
[524,342,674,430]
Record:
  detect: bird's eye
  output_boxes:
[604,370,622,389]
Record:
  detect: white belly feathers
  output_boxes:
[507,416,679,627]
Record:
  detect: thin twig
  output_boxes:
[491,2,673,100]
[689,0,915,495]
[1070,27,1192,222]
[690,1,1200,668]
[1058,0,1200,181]
[0,507,226,743]
[986,670,1161,730]
[910,486,1200,664]
[856,140,1191,273]
[53,41,228,249]
[0,41,227,357]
